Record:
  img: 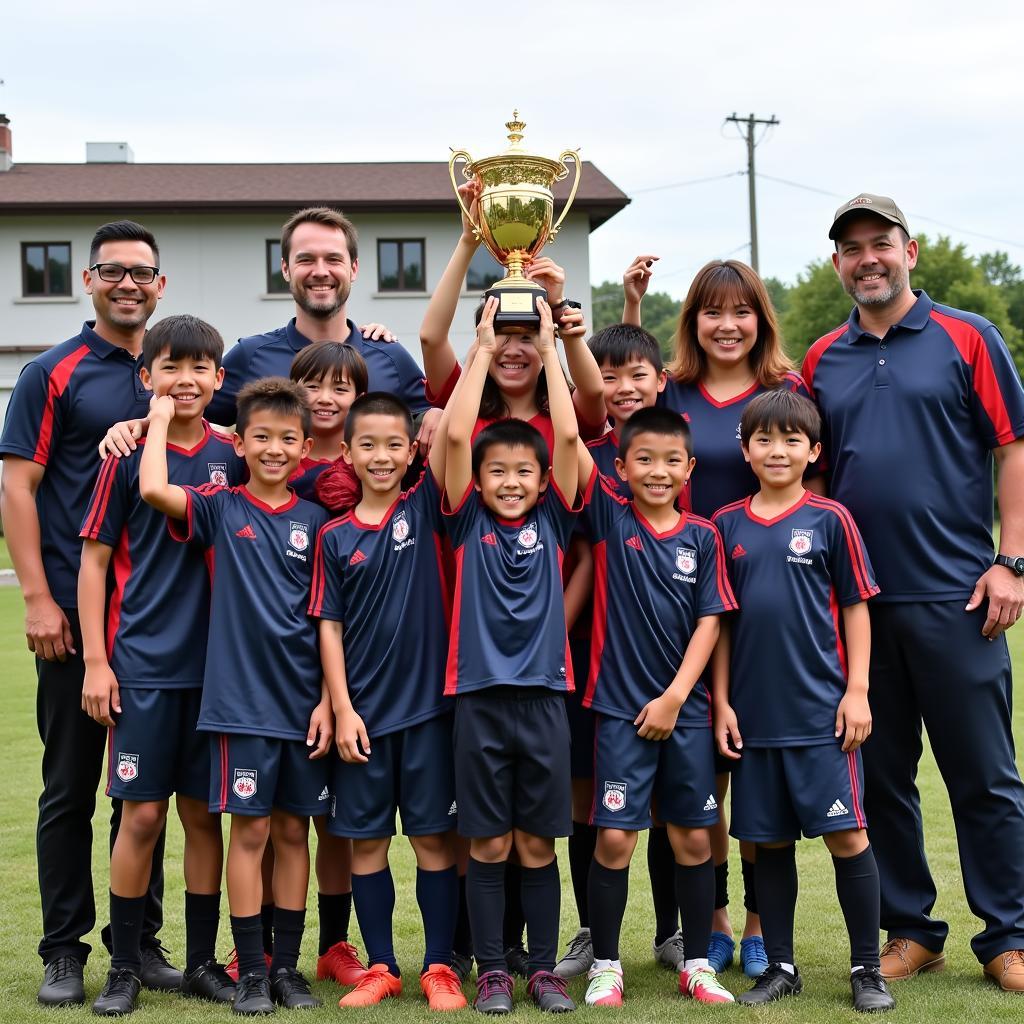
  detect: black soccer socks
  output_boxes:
[755,845,798,966]
[588,860,629,962]
[833,846,882,969]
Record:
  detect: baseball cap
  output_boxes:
[828,194,910,240]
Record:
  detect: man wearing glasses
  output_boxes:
[0,221,180,1006]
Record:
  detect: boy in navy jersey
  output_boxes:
[140,377,333,1015]
[444,297,580,1014]
[310,392,466,1011]
[712,390,894,1013]
[575,407,737,1008]
[80,315,244,1015]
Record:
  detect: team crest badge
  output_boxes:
[289,522,309,552]
[207,463,228,486]
[789,529,813,555]
[518,523,538,548]
[233,769,257,801]
[392,512,410,542]
[602,782,627,812]
[675,548,697,574]
[116,753,139,783]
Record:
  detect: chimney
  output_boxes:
[86,141,134,164]
[0,115,12,172]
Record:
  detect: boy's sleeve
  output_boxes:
[0,360,71,466]
[541,476,584,552]
[581,464,624,543]
[166,484,228,547]
[79,453,131,545]
[826,505,880,606]
[408,466,446,536]
[308,522,346,622]
[696,522,738,616]
[441,484,480,548]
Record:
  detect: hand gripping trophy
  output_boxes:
[449,111,581,330]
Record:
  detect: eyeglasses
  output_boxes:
[89,263,160,285]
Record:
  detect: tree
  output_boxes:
[590,280,681,361]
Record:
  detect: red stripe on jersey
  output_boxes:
[33,343,90,465]
[82,453,120,539]
[808,496,877,599]
[932,308,1019,446]
[829,586,848,679]
[105,531,132,662]
[583,541,609,709]
[443,546,467,696]
[800,323,848,397]
[219,735,229,813]
[693,518,738,610]
[847,750,866,829]
[782,370,809,394]
[712,497,747,524]
[433,534,453,630]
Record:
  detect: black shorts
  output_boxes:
[453,687,572,838]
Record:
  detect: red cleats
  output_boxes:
[316,940,368,986]
[420,964,468,1011]
[338,963,402,1007]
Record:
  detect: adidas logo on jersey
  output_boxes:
[481,533,497,546]
[731,543,747,558]
[703,794,718,812]
[236,524,256,540]
[826,799,850,818]
[349,549,367,565]
[625,535,643,551]
[319,786,330,801]
[448,801,458,816]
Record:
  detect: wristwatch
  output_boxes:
[994,554,1024,576]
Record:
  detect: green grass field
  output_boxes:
[0,587,1021,1022]
[0,536,11,571]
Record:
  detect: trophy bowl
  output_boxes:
[450,111,581,330]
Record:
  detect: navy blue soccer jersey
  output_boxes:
[207,318,429,423]
[713,491,879,746]
[583,470,736,726]
[803,290,1024,602]
[290,456,333,504]
[660,373,812,519]
[170,486,329,740]
[585,432,632,500]
[444,482,581,696]
[0,322,152,607]
[309,469,450,737]
[80,424,246,688]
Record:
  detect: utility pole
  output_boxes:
[725,112,779,272]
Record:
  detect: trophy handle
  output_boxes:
[448,149,483,240]
[548,150,582,241]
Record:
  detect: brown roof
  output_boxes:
[0,161,629,229]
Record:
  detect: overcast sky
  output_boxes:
[4,0,1023,299]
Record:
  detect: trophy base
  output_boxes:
[485,281,546,332]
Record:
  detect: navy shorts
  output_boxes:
[730,742,867,843]
[106,688,208,802]
[567,638,596,780]
[453,687,572,839]
[210,733,333,818]
[327,715,457,839]
[591,713,718,830]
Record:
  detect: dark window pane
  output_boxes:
[466,247,504,291]
[47,245,71,295]
[24,245,46,295]
[379,241,400,290]
[402,241,424,290]
[267,240,286,293]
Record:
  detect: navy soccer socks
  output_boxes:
[352,867,400,976]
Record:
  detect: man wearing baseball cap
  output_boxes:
[801,194,1024,992]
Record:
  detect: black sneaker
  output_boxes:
[851,967,896,1013]
[474,970,514,1014]
[269,967,322,1009]
[139,943,183,992]
[233,972,275,1016]
[92,968,141,1016]
[504,943,529,979]
[38,955,85,1007]
[181,960,237,1003]
[452,951,474,984]
[737,963,803,1005]
[527,971,576,1013]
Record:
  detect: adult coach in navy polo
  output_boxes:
[0,222,178,1005]
[802,194,1024,993]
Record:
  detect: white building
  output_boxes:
[0,114,630,424]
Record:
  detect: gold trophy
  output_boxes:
[450,111,581,330]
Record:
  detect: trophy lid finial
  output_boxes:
[505,109,526,147]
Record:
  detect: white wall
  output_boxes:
[0,210,594,426]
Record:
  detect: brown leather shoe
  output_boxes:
[984,950,1024,992]
[879,938,946,979]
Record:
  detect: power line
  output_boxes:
[725,113,779,272]
[630,170,743,195]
